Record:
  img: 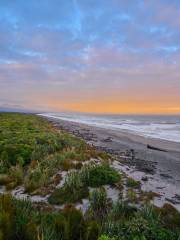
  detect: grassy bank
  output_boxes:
[0,113,107,193]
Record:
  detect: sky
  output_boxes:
[0,0,180,114]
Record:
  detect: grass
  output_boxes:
[0,194,97,240]
[101,201,180,240]
[89,187,111,221]
[0,174,11,185]
[48,171,89,204]
[126,189,161,205]
[127,189,139,203]
[109,200,137,220]
[138,191,161,203]
[1,196,180,240]
[0,113,108,193]
[86,164,121,187]
[48,163,121,205]
[48,185,89,205]
[0,113,180,240]
[127,177,141,188]
[156,203,180,231]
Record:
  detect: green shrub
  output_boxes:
[1,114,179,240]
[127,216,150,237]
[0,113,108,192]
[0,194,179,240]
[48,163,121,206]
[81,163,121,187]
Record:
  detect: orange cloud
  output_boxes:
[30,95,180,114]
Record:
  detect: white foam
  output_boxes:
[39,113,180,143]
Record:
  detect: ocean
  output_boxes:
[40,113,180,143]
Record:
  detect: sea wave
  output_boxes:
[39,113,180,143]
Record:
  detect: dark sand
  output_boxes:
[45,116,180,210]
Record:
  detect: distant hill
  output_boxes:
[0,106,39,114]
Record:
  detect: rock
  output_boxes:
[173,194,180,202]
[156,186,165,190]
[141,176,148,181]
[140,166,155,174]
[166,198,180,205]
[160,173,173,179]
[102,137,112,142]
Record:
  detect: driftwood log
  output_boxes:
[147,144,167,152]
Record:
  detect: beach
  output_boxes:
[44,116,180,211]
[0,113,179,239]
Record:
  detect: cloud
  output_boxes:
[0,0,180,113]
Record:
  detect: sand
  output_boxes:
[45,116,180,211]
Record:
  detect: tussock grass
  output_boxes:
[1,113,180,240]
[127,177,141,188]
[0,190,179,239]
[48,171,89,204]
[48,185,89,205]
[48,163,121,205]
[89,188,111,221]
[0,113,109,193]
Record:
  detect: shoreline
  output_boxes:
[44,116,180,211]
[39,114,180,148]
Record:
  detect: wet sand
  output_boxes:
[45,116,180,210]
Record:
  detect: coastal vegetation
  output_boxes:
[48,163,121,204]
[0,194,180,240]
[126,177,141,189]
[0,113,179,239]
[0,113,106,193]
